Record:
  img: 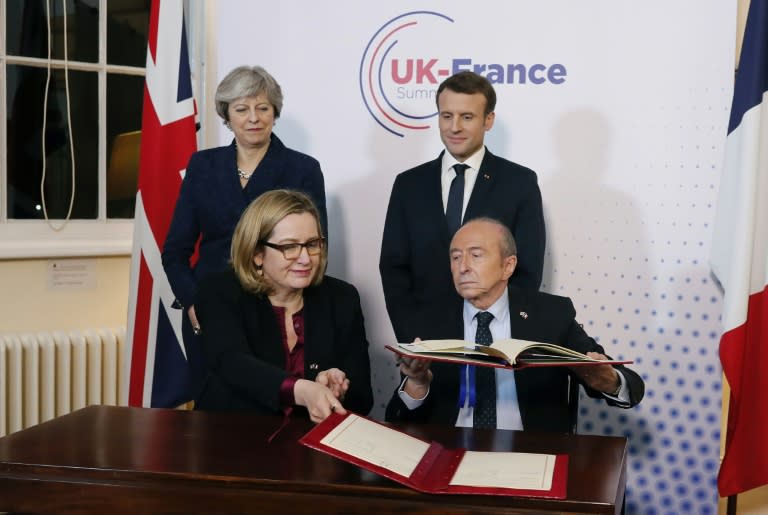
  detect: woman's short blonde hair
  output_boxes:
[231,189,326,295]
[215,65,284,121]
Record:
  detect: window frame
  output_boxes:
[0,0,207,259]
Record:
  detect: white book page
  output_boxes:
[449,451,557,490]
[399,338,594,363]
[320,414,430,478]
[398,339,477,352]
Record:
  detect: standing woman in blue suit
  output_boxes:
[162,66,327,405]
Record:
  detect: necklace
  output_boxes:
[237,168,253,180]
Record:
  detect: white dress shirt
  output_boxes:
[440,146,486,218]
[397,289,523,429]
[456,290,523,430]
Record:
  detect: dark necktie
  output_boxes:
[473,311,497,429]
[445,163,469,235]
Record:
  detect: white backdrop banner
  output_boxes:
[216,2,734,513]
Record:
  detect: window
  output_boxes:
[0,0,162,258]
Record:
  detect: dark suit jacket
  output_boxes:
[379,148,546,343]
[193,269,373,416]
[385,287,644,433]
[162,134,327,309]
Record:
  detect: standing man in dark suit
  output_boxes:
[380,71,545,344]
[385,218,644,432]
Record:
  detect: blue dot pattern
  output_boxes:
[535,86,731,515]
[367,87,730,515]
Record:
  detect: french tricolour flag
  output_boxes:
[125,0,197,408]
[710,0,768,497]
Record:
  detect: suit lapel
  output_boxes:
[424,152,454,244]
[218,141,250,212]
[507,286,535,340]
[507,286,534,429]
[301,286,329,381]
[464,149,496,222]
[243,293,285,366]
[450,296,465,339]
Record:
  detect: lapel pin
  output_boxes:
[519,311,528,319]
[309,363,319,370]
[483,174,490,179]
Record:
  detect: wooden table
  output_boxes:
[0,406,627,514]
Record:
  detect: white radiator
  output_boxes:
[0,328,127,437]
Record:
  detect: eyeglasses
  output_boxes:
[260,237,325,260]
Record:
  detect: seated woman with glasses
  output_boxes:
[193,189,373,422]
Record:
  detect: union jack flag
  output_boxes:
[125,0,197,407]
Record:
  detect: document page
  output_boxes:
[449,451,557,490]
[494,339,592,363]
[398,339,479,352]
[397,339,585,364]
[320,414,430,478]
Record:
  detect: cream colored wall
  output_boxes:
[0,256,130,334]
[717,378,768,515]
[719,382,768,515]
[726,489,768,515]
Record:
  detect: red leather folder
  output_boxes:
[299,411,568,498]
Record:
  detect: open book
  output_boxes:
[385,338,632,370]
[300,411,567,498]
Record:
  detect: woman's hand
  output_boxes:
[187,305,201,335]
[315,368,349,401]
[294,379,347,423]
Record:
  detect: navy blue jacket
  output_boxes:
[379,149,545,343]
[162,134,327,308]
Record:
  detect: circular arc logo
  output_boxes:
[359,11,454,138]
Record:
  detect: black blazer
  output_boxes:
[162,134,327,309]
[379,149,546,343]
[193,269,373,416]
[385,286,644,433]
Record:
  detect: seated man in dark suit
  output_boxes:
[385,218,644,432]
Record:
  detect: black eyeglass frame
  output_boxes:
[259,237,326,259]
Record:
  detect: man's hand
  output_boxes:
[570,352,621,394]
[398,339,433,398]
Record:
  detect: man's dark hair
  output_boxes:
[436,71,497,116]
